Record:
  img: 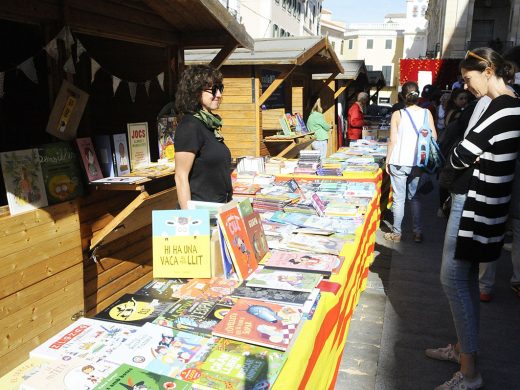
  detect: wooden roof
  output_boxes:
[312,60,367,80]
[367,70,386,87]
[0,0,253,49]
[185,36,344,74]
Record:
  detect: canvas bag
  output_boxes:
[403,108,444,174]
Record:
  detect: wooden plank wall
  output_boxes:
[0,202,83,376]
[216,66,258,158]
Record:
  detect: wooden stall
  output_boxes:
[185,36,344,158]
[0,0,253,376]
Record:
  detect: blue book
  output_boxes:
[94,135,116,177]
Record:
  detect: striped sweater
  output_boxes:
[450,95,520,262]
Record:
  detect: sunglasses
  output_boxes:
[465,50,490,66]
[203,83,224,96]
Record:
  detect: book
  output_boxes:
[242,211,269,263]
[109,322,216,378]
[282,233,345,256]
[134,278,188,300]
[0,357,51,390]
[231,284,310,306]
[152,209,211,278]
[153,297,233,335]
[177,338,287,389]
[186,200,225,223]
[217,224,235,279]
[94,293,175,327]
[0,148,48,215]
[90,176,148,185]
[127,122,151,170]
[20,357,118,390]
[295,113,308,134]
[93,135,116,178]
[93,363,192,390]
[76,137,104,182]
[157,115,178,162]
[262,250,338,277]
[29,317,139,362]
[112,133,131,176]
[217,202,257,281]
[212,298,303,351]
[173,277,240,301]
[279,116,293,136]
[245,268,322,293]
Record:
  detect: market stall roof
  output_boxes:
[0,0,254,49]
[185,36,344,74]
[312,60,366,80]
[367,70,386,88]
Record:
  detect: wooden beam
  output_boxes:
[334,85,347,100]
[210,41,238,69]
[315,72,338,99]
[257,66,296,107]
[0,0,60,24]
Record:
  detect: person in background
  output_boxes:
[306,98,331,159]
[426,47,520,390]
[419,84,438,122]
[384,81,437,243]
[436,92,451,135]
[444,88,470,126]
[347,92,369,143]
[452,74,464,90]
[174,65,232,209]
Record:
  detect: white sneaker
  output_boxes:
[503,242,512,252]
[434,371,484,390]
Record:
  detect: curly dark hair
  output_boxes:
[174,65,223,114]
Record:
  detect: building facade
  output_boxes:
[426,0,520,58]
[320,8,347,60]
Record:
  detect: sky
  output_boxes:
[322,0,407,24]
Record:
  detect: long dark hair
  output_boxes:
[175,65,223,114]
[401,81,420,106]
[459,47,515,82]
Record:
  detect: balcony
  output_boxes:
[465,40,513,54]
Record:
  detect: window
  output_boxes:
[382,65,392,86]
[331,41,335,50]
[366,65,373,71]
[275,0,279,3]
[282,0,287,9]
[297,1,301,19]
[340,40,344,55]
[385,39,392,49]
[348,40,353,49]
[367,39,373,49]
[273,24,279,37]
[280,28,286,36]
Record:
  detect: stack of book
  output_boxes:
[294,150,321,174]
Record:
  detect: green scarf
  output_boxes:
[193,109,224,142]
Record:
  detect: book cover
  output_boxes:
[152,209,211,278]
[242,212,269,263]
[263,250,338,277]
[109,322,216,378]
[310,192,326,217]
[278,117,293,136]
[245,268,322,293]
[113,133,131,176]
[127,122,150,170]
[186,200,225,221]
[90,176,148,185]
[93,363,192,390]
[295,113,308,134]
[21,357,118,390]
[94,294,174,327]
[38,142,84,205]
[157,115,178,162]
[217,224,235,279]
[76,137,104,182]
[153,297,233,335]
[93,135,116,178]
[231,284,310,306]
[0,357,51,390]
[134,278,188,300]
[173,277,240,301]
[282,234,345,256]
[0,148,48,215]
[211,298,303,351]
[29,317,139,362]
[217,203,257,281]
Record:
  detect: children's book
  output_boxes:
[134,278,188,300]
[242,211,269,263]
[29,317,138,362]
[295,113,308,134]
[90,176,148,185]
[93,135,116,178]
[0,148,48,215]
[245,268,322,293]
[217,224,236,279]
[93,363,192,390]
[0,357,51,390]
[153,297,233,335]
[113,133,131,175]
[231,284,310,306]
[173,277,240,301]
[109,322,216,378]
[177,338,287,389]
[187,200,225,221]
[20,357,118,390]
[212,298,303,351]
[157,115,178,162]
[76,137,104,182]
[152,209,211,278]
[282,233,345,256]
[127,122,151,170]
[217,202,257,281]
[94,293,175,327]
[278,116,293,136]
[262,250,338,277]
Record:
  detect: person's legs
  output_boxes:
[511,218,520,288]
[478,261,496,297]
[311,140,328,160]
[407,169,422,236]
[388,165,411,236]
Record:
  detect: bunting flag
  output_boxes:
[76,40,87,58]
[57,26,74,54]
[144,80,151,97]
[63,56,76,74]
[157,72,165,91]
[91,58,101,83]
[112,75,122,96]
[44,38,59,60]
[128,82,137,102]
[0,72,4,98]
[18,57,38,84]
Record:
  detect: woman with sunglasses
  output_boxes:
[427,48,520,390]
[174,65,232,209]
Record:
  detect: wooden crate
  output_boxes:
[0,201,83,376]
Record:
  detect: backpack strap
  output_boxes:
[422,109,432,133]
[403,108,420,136]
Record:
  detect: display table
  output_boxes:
[272,171,382,389]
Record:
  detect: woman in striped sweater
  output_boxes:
[426,48,520,390]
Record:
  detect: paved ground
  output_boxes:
[335,184,520,390]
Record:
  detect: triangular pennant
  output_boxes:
[128,82,137,103]
[144,80,151,96]
[56,26,68,41]
[63,56,76,74]
[44,38,59,60]
[0,72,4,98]
[76,40,87,58]
[63,27,74,54]
[18,57,39,84]
[157,72,165,91]
[91,58,101,83]
[112,75,122,96]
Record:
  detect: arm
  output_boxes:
[316,113,332,131]
[174,151,196,209]
[385,111,400,175]
[349,104,365,128]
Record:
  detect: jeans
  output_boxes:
[388,165,422,235]
[440,193,480,354]
[311,140,328,159]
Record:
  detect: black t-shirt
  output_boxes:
[174,114,232,203]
